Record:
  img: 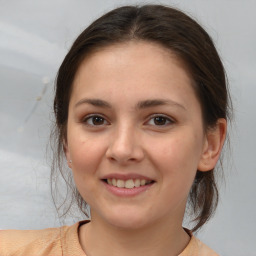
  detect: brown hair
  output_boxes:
[52,4,232,231]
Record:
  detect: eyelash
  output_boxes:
[146,114,174,126]
[82,114,174,127]
[82,114,109,126]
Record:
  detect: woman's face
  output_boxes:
[65,42,210,229]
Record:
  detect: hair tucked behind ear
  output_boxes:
[52,4,232,231]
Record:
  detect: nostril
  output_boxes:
[105,141,144,164]
[108,157,116,162]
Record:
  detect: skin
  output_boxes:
[64,41,226,256]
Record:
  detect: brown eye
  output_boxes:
[84,115,108,126]
[154,116,168,125]
[147,115,173,126]
[92,116,104,125]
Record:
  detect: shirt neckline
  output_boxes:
[62,220,196,256]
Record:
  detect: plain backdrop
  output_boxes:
[0,1,255,255]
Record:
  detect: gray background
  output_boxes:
[0,0,255,255]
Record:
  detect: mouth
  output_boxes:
[102,178,155,189]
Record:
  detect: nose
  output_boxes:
[105,125,144,165]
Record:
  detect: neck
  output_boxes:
[79,213,190,256]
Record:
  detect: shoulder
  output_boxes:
[0,223,78,256]
[179,230,219,256]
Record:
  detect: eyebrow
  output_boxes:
[75,98,112,108]
[75,98,186,110]
[136,99,186,110]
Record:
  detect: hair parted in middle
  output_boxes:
[52,4,231,232]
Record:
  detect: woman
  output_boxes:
[0,5,231,256]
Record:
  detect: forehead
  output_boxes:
[70,41,198,109]
[75,41,191,78]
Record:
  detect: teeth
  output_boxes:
[140,179,146,186]
[125,179,134,189]
[106,178,152,189]
[112,178,117,186]
[116,179,125,188]
[134,179,140,187]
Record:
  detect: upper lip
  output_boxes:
[101,173,155,181]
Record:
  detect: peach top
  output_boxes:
[0,221,219,256]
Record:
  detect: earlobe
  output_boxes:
[63,139,72,168]
[198,118,227,172]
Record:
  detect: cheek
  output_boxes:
[69,135,105,178]
[68,136,105,202]
[150,133,202,181]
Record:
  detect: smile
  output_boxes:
[104,178,154,189]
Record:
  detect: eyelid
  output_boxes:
[145,114,175,126]
[82,114,110,126]
[81,113,175,127]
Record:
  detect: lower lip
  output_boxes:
[102,181,154,197]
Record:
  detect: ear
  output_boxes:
[63,139,72,168]
[198,118,227,172]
